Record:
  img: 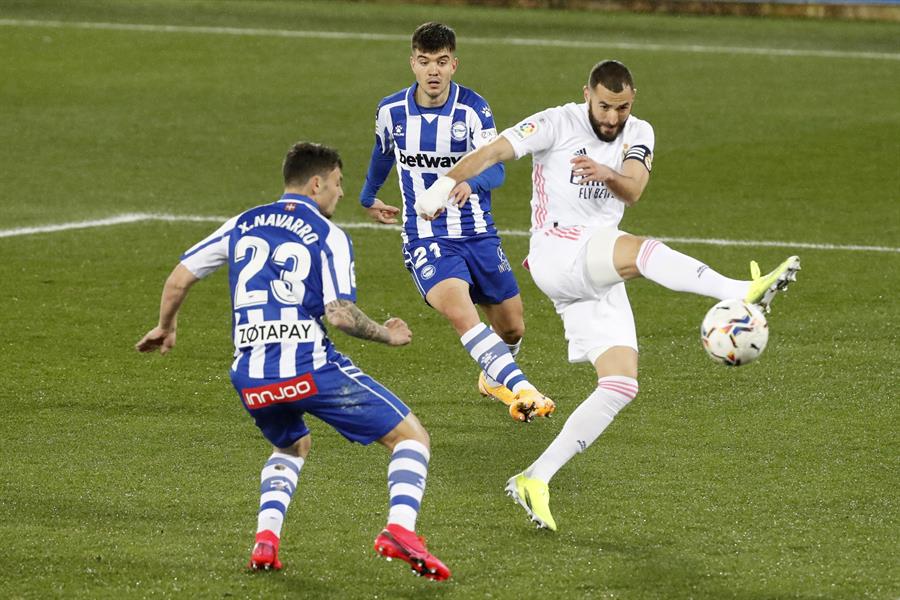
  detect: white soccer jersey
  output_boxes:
[375,82,500,242]
[500,102,654,231]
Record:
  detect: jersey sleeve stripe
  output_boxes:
[321,249,338,305]
[180,215,238,259]
[180,231,229,261]
[324,226,355,298]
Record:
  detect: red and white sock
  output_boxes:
[527,376,639,483]
[637,239,749,300]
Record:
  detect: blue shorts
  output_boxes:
[402,234,520,305]
[230,356,410,448]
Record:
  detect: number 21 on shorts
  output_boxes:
[411,242,442,269]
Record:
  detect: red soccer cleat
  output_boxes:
[373,524,450,581]
[248,530,282,571]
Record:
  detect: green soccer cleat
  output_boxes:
[505,472,557,531]
[744,255,801,312]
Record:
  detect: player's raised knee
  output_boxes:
[612,234,647,280]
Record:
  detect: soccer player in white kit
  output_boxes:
[415,60,801,531]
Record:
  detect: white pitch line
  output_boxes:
[1,18,898,61]
[1,212,898,253]
[0,213,221,238]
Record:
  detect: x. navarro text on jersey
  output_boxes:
[237,213,320,244]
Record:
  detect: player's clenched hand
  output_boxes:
[383,317,412,346]
[135,326,176,355]
[449,181,473,208]
[365,198,401,224]
[570,156,615,184]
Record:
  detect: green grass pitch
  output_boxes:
[1,1,898,598]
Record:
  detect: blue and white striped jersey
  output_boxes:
[179,194,356,379]
[372,82,501,243]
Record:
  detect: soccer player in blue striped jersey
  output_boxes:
[136,142,449,580]
[361,22,554,422]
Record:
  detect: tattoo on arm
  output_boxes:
[325,299,389,343]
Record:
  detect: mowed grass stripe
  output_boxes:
[1,212,898,253]
[1,17,899,61]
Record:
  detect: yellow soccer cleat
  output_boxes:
[744,255,801,313]
[505,472,557,531]
[478,371,517,406]
[508,388,556,422]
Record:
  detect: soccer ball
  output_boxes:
[700,299,769,366]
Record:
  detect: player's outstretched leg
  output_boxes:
[744,256,801,312]
[373,438,450,581]
[632,238,749,299]
[248,451,305,571]
[629,238,801,311]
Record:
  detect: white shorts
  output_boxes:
[528,226,637,363]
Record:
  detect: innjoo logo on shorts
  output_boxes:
[242,374,318,409]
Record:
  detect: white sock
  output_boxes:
[527,376,639,483]
[637,239,749,300]
[387,439,430,531]
[461,323,533,393]
[257,452,304,537]
[485,335,522,388]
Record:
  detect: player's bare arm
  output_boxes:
[325,299,412,346]
[415,137,516,219]
[570,155,650,207]
[449,136,516,196]
[135,263,200,354]
[365,198,402,224]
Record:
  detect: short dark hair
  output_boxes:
[282,142,342,187]
[588,60,634,93]
[411,22,456,54]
